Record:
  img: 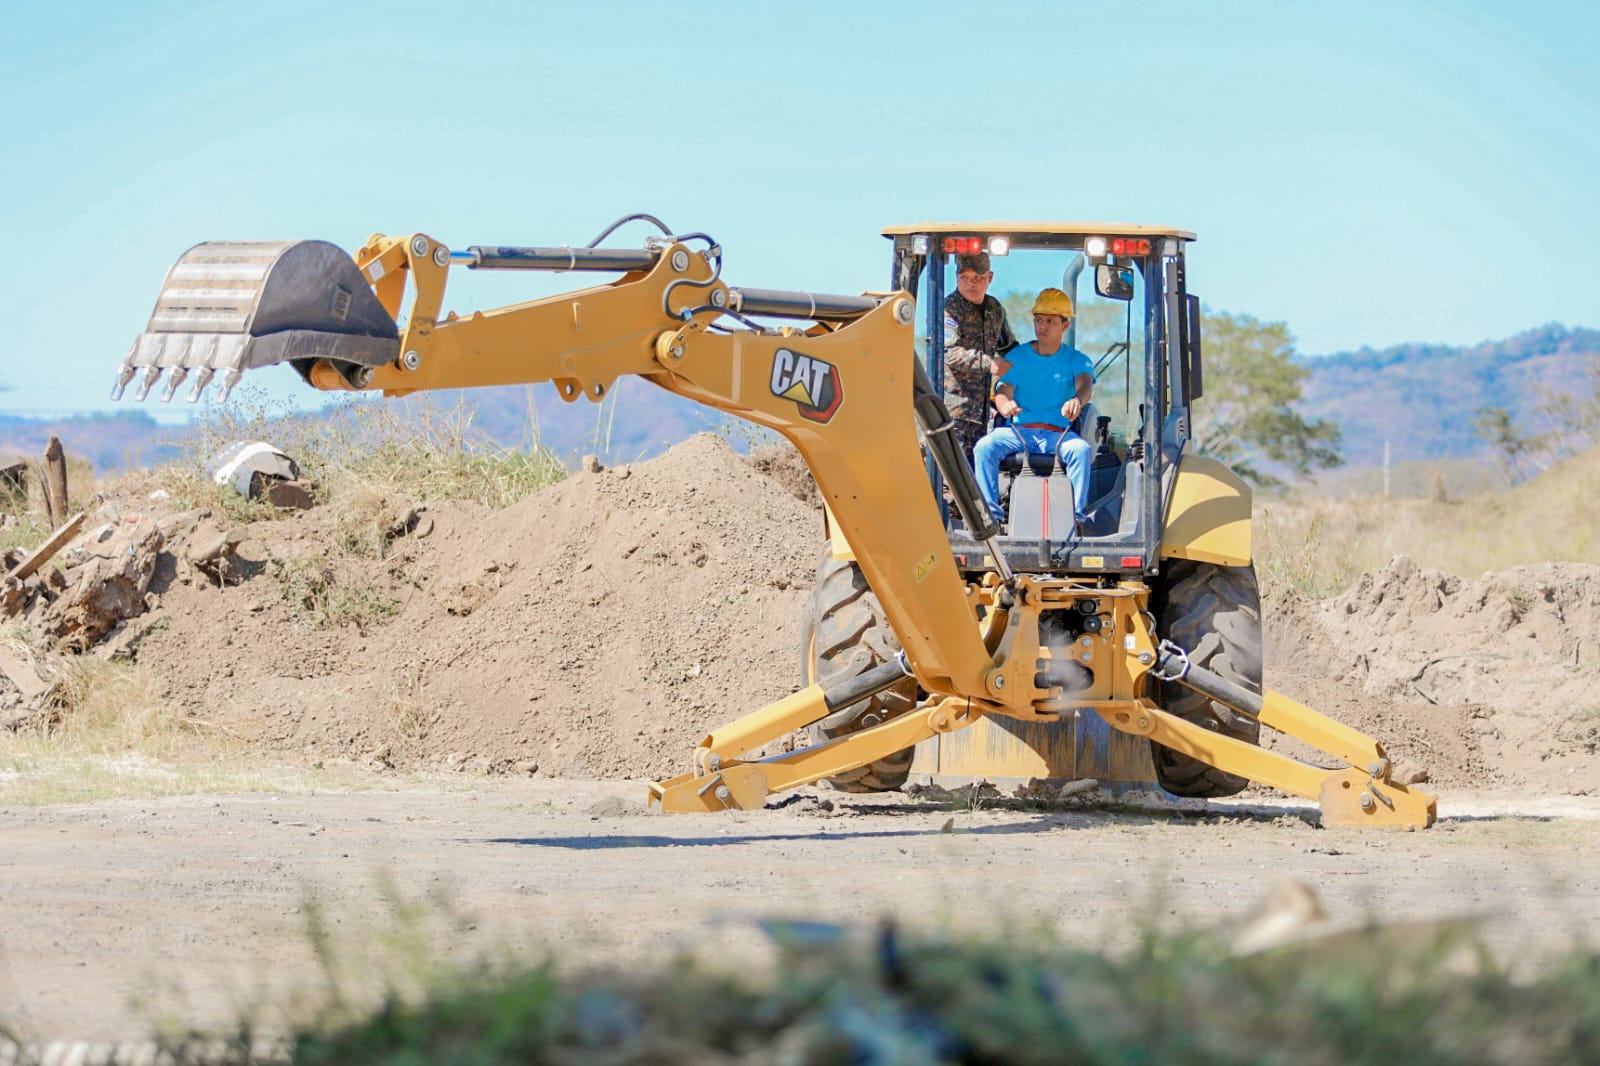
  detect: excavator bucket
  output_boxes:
[113,240,399,403]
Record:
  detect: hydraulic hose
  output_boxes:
[821,653,915,712]
[1153,640,1261,718]
[911,361,1014,584]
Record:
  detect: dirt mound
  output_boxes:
[73,439,1600,799]
[134,434,821,779]
[1267,556,1600,793]
[747,443,820,510]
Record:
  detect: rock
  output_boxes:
[184,521,248,585]
[45,516,164,651]
[258,476,315,510]
[1393,761,1430,786]
[155,507,210,542]
[0,460,26,508]
[384,506,420,540]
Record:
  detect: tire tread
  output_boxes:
[799,553,917,792]
[1152,561,1264,798]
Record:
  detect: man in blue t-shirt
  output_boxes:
[973,287,1095,526]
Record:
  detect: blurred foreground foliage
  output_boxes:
[146,917,1600,1065]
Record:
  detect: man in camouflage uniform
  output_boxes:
[942,252,1018,464]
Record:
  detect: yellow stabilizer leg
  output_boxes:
[1098,699,1437,830]
[1255,689,1392,777]
[649,697,977,812]
[691,683,834,774]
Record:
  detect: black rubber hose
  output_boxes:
[1155,643,1264,718]
[822,654,914,712]
[911,361,1002,543]
[586,212,673,247]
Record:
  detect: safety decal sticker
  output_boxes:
[770,348,844,423]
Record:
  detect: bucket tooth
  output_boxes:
[159,367,190,403]
[187,367,215,403]
[110,364,136,401]
[216,368,244,404]
[133,366,164,402]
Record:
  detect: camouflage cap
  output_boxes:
[954,253,991,276]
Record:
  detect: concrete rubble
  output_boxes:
[206,440,315,510]
[0,507,251,728]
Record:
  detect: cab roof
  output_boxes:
[881,221,1196,241]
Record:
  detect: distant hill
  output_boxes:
[0,409,183,474]
[0,381,736,478]
[5,323,1596,481]
[1296,324,1600,468]
[436,378,742,465]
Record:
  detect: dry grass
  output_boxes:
[0,514,52,556]
[0,754,328,806]
[143,389,565,633]
[0,652,465,803]
[267,554,401,631]
[323,399,565,509]
[0,656,288,803]
[156,387,565,519]
[1256,443,1600,599]
[30,657,184,754]
[1556,706,1600,756]
[1,453,98,554]
[385,662,433,743]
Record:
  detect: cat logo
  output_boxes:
[769,348,844,423]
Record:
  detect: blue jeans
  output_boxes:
[974,425,1093,524]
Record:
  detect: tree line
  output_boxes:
[994,291,1340,489]
[1473,355,1600,484]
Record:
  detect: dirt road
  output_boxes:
[3,779,1597,1043]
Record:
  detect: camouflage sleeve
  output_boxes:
[942,312,983,371]
[943,343,987,374]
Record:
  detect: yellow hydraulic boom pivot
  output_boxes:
[116,222,1435,830]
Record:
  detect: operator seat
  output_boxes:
[995,405,1096,477]
[992,408,1125,533]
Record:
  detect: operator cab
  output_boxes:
[882,223,1203,578]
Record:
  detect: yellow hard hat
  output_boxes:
[1031,288,1074,318]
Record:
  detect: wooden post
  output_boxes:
[43,437,68,530]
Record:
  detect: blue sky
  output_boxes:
[1,1,1595,420]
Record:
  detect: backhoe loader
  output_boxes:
[114,215,1435,829]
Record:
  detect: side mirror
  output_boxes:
[1094,264,1134,301]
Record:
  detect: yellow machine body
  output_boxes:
[1161,455,1253,566]
[114,221,1437,830]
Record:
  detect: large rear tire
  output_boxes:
[798,551,919,792]
[1151,560,1264,797]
